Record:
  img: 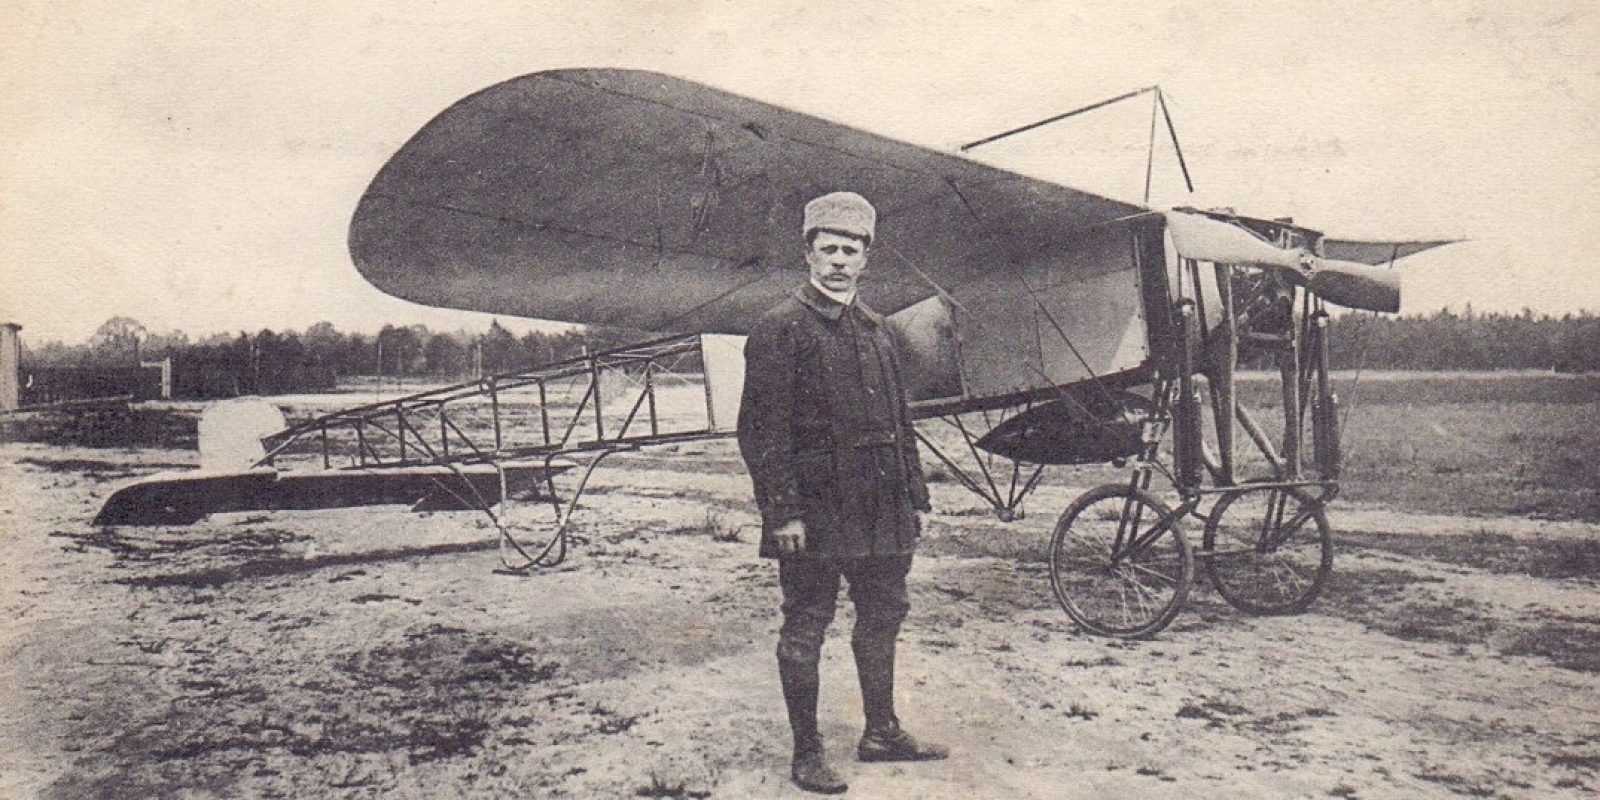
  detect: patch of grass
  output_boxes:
[935,505,1007,518]
[51,526,309,565]
[16,457,193,481]
[1063,655,1121,668]
[1341,530,1600,580]
[919,522,1049,562]
[1337,400,1599,522]
[1318,567,1497,645]
[1176,698,1250,724]
[933,585,974,601]
[1327,566,1443,595]
[1412,769,1497,797]
[1381,600,1493,644]
[635,774,710,799]
[1,406,199,449]
[1234,372,1600,406]
[1327,565,1600,672]
[666,510,742,543]
[112,538,497,589]
[1504,623,1600,673]
[1063,702,1099,720]
[1226,374,1599,520]
[1547,753,1600,772]
[360,625,563,688]
[1242,707,1337,734]
[1133,764,1177,782]
[705,512,743,543]
[589,704,641,735]
[349,593,421,606]
[52,625,565,799]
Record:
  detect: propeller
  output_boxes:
[1302,258,1400,313]
[1164,210,1401,313]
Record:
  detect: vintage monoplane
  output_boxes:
[97,69,1453,637]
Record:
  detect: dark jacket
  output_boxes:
[737,283,930,559]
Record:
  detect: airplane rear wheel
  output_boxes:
[1202,486,1333,615]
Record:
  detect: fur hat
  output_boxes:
[802,191,875,244]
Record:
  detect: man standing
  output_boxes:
[737,191,948,794]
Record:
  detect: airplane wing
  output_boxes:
[350,69,1143,334]
[1321,239,1458,265]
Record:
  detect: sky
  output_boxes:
[3,0,1598,345]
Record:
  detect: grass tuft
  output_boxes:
[635,774,710,799]
[664,510,743,543]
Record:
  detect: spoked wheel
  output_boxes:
[1202,486,1333,615]
[1049,483,1194,638]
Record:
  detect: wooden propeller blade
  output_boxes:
[1307,258,1401,313]
[1163,210,1301,269]
[1165,210,1401,311]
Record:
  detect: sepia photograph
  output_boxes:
[3,2,1597,797]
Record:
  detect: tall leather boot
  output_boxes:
[853,635,949,763]
[779,657,847,794]
[852,633,898,733]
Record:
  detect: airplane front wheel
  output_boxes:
[1048,483,1193,639]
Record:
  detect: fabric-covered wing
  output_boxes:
[1322,239,1458,265]
[350,69,1143,334]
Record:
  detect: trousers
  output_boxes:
[776,554,913,749]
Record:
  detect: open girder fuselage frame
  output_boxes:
[248,205,1345,531]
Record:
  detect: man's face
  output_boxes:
[806,230,869,295]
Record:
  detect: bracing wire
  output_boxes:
[940,177,1122,408]
[1333,243,1403,462]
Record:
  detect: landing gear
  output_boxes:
[1202,485,1332,615]
[1048,483,1193,639]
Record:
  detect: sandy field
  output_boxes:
[2,428,1598,799]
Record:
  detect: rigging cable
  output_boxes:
[1333,244,1402,460]
[941,176,1117,403]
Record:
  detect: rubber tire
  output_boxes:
[1049,483,1194,639]
[1202,486,1333,615]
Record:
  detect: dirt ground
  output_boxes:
[2,435,1598,799]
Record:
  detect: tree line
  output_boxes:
[22,317,647,397]
[1323,307,1598,373]
[19,306,1598,398]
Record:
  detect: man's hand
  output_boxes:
[773,520,806,554]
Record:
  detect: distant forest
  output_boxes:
[19,307,1599,398]
[22,317,648,397]
[1322,307,1598,373]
